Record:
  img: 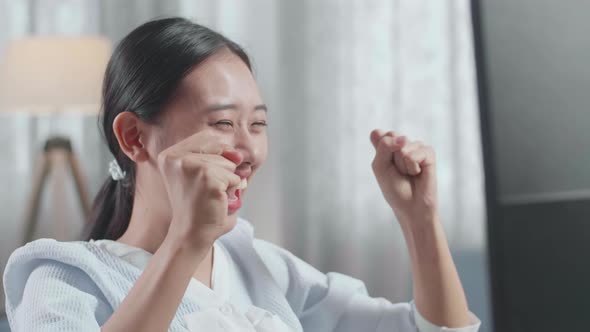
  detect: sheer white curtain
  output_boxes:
[274,0,487,307]
[0,0,489,326]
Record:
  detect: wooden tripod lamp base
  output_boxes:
[22,136,92,244]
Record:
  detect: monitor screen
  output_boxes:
[473,0,590,331]
[477,0,590,204]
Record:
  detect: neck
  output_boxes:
[116,193,215,288]
[117,194,169,254]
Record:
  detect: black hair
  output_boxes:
[86,17,251,240]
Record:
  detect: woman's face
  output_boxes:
[140,50,268,221]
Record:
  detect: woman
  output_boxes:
[3,18,480,332]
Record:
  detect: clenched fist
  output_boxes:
[370,129,439,225]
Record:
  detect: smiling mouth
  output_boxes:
[237,177,247,190]
[228,178,248,202]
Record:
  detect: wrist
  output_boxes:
[396,209,441,230]
[399,214,448,263]
[400,217,440,241]
[165,221,213,256]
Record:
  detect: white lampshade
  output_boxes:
[0,37,111,113]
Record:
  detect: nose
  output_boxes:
[233,127,259,166]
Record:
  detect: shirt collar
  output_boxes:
[91,239,231,303]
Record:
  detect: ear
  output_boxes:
[112,112,149,163]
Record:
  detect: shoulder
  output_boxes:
[220,218,324,287]
[252,238,329,298]
[4,238,97,282]
[225,218,326,281]
[3,239,118,312]
[251,236,372,321]
[4,238,111,279]
[3,239,114,329]
[252,239,317,275]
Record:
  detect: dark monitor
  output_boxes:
[472,0,590,331]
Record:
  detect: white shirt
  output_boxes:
[3,218,481,332]
[93,239,294,331]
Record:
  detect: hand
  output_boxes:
[157,131,243,249]
[370,129,439,225]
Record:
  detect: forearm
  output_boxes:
[101,233,208,332]
[400,215,470,328]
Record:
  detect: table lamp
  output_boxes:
[0,37,111,244]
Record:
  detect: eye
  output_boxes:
[251,121,268,132]
[214,120,234,129]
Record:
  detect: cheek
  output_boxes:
[148,129,178,161]
[155,103,212,151]
[255,135,269,164]
[152,121,211,155]
[140,125,166,161]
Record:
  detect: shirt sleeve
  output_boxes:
[411,303,481,332]
[5,260,109,332]
[253,239,481,332]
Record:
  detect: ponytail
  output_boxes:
[85,167,135,240]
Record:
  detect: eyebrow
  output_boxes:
[206,103,268,112]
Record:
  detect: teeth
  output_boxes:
[237,178,248,190]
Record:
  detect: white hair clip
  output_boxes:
[109,159,126,181]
